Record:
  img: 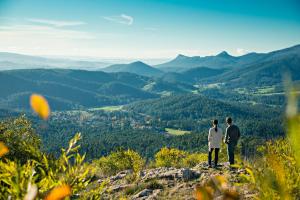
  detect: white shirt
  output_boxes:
[208,127,223,150]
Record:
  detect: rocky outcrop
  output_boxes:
[95,162,257,200]
[140,167,200,181]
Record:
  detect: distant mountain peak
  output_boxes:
[131,61,146,65]
[175,54,202,60]
[102,60,163,77]
[216,51,231,57]
[175,54,189,59]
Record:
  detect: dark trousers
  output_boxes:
[208,148,219,167]
[227,143,236,165]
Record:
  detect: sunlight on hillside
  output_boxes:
[165,128,191,136]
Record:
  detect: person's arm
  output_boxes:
[208,129,212,142]
[224,127,228,144]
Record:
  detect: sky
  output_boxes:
[0,0,299,60]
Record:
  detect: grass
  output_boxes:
[165,128,191,136]
[255,86,276,94]
[89,105,123,112]
[194,83,224,92]
[234,86,277,95]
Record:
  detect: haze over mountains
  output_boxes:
[1,44,299,75]
[0,44,299,111]
[0,52,109,70]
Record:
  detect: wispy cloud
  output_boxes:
[0,23,95,56]
[103,14,133,25]
[0,24,94,39]
[26,18,86,27]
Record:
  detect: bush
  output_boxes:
[0,125,95,199]
[0,116,41,163]
[182,153,207,167]
[155,147,207,168]
[155,147,187,168]
[96,149,145,177]
[249,139,300,199]
[244,85,300,199]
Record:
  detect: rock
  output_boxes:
[132,189,153,199]
[110,184,133,192]
[110,170,131,181]
[158,169,178,180]
[145,189,162,200]
[152,189,161,196]
[140,167,200,182]
[180,168,200,181]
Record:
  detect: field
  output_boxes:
[165,128,191,136]
[89,105,123,112]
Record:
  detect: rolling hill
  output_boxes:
[0,69,196,111]
[102,61,163,77]
[0,69,157,110]
[160,67,227,84]
[126,94,283,135]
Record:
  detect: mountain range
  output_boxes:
[0,44,299,111]
[155,44,300,72]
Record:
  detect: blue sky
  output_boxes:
[0,0,299,59]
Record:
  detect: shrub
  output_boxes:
[0,116,41,163]
[155,147,209,168]
[243,84,300,199]
[182,153,207,167]
[0,117,96,199]
[155,147,187,168]
[249,139,300,199]
[96,149,145,177]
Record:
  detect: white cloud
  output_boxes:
[103,14,133,25]
[26,18,86,27]
[0,24,96,56]
[236,48,248,56]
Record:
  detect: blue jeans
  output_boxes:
[227,143,237,165]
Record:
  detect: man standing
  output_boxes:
[224,117,240,165]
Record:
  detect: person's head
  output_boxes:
[212,119,218,131]
[226,117,232,125]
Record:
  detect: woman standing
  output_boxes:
[208,119,223,168]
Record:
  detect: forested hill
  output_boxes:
[0,69,195,111]
[126,94,284,136]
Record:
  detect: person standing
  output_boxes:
[224,117,240,165]
[208,119,223,168]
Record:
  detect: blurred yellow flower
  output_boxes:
[195,184,213,200]
[45,185,71,200]
[0,142,9,157]
[30,94,50,120]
